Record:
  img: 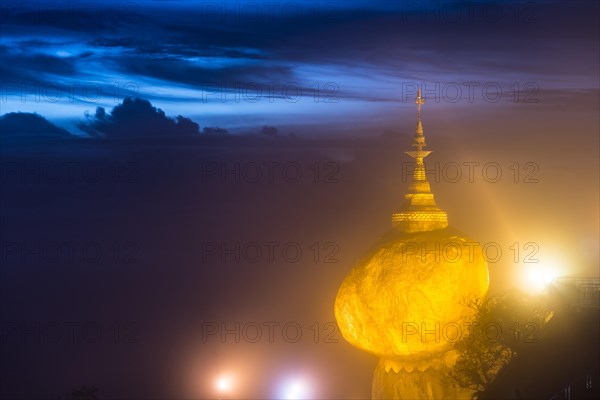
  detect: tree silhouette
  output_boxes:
[450,291,554,398]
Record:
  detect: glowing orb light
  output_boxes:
[215,374,234,393]
[282,377,311,400]
[524,263,560,292]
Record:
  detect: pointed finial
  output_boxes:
[416,88,425,113]
[414,88,425,148]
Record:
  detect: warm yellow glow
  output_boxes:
[335,228,489,361]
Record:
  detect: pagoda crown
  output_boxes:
[392,89,448,233]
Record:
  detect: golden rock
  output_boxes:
[335,227,489,361]
[334,90,489,399]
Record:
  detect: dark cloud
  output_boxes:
[0,2,144,32]
[0,46,77,83]
[261,125,278,137]
[77,97,200,137]
[202,127,229,135]
[112,54,293,88]
[0,112,71,136]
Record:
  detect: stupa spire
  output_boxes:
[415,88,425,139]
[392,88,448,232]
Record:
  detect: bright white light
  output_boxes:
[283,378,311,399]
[524,264,560,292]
[215,374,234,393]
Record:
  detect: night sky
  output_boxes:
[0,1,599,399]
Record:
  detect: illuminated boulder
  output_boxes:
[335,90,489,399]
[335,227,488,359]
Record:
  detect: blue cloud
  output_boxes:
[0,0,597,134]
